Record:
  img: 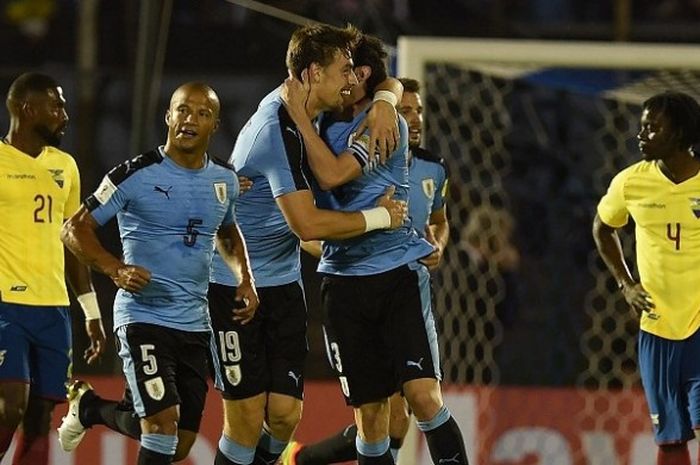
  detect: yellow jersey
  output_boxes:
[598,160,700,340]
[0,142,80,306]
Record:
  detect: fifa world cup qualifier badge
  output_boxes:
[690,197,700,219]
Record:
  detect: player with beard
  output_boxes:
[58,82,258,465]
[593,91,700,465]
[0,72,107,465]
[283,76,450,465]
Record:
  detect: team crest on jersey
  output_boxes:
[214,182,227,204]
[690,197,700,218]
[225,365,242,386]
[47,169,65,188]
[144,377,165,401]
[422,178,435,199]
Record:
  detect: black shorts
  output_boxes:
[321,263,441,407]
[208,281,308,400]
[115,323,211,432]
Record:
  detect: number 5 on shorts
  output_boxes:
[140,344,158,375]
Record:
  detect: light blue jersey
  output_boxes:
[85,147,238,332]
[211,88,312,287]
[408,147,448,236]
[317,105,434,275]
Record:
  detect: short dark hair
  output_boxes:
[352,34,388,97]
[7,72,60,103]
[398,77,420,94]
[642,91,700,149]
[286,24,360,80]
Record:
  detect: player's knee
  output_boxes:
[143,408,179,436]
[0,403,25,428]
[356,402,390,440]
[404,388,442,421]
[267,403,302,437]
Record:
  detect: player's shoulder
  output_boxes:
[614,160,655,182]
[107,148,164,185]
[210,156,237,173]
[412,147,445,166]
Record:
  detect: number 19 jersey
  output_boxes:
[597,160,700,340]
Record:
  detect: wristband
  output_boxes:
[373,90,398,108]
[361,207,392,232]
[77,292,101,320]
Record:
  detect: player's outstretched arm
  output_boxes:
[592,213,654,315]
[61,206,151,293]
[276,187,406,241]
[215,223,259,324]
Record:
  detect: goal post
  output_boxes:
[395,37,700,465]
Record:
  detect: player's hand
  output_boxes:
[621,282,656,317]
[111,264,151,293]
[84,318,106,365]
[420,226,443,271]
[356,100,399,165]
[233,279,259,325]
[376,186,407,229]
[238,176,253,195]
[280,71,311,124]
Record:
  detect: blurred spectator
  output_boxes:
[5,0,55,40]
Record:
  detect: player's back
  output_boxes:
[225,88,307,287]
[317,107,433,275]
[408,147,448,235]
[0,142,80,306]
[86,148,238,331]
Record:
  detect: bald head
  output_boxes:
[6,72,61,115]
[169,82,220,118]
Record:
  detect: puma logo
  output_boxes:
[288,371,302,387]
[406,357,424,370]
[153,185,173,199]
[438,453,461,464]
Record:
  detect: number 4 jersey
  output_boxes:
[0,142,80,306]
[85,147,238,332]
[597,159,700,340]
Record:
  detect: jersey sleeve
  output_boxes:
[253,122,311,198]
[83,171,132,226]
[432,164,449,212]
[597,171,629,228]
[346,130,377,174]
[63,156,81,219]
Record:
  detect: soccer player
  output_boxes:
[593,91,700,465]
[280,35,468,465]
[209,24,408,465]
[58,82,258,465]
[284,76,451,465]
[0,72,106,465]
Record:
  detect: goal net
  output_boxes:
[397,38,700,465]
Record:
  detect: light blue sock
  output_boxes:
[219,434,256,465]
[141,433,178,456]
[356,435,390,457]
[416,405,451,432]
[259,429,288,454]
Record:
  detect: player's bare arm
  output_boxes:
[215,223,259,324]
[64,249,106,364]
[276,187,406,241]
[420,206,449,271]
[592,213,654,315]
[61,205,152,293]
[355,77,403,162]
[300,240,323,259]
